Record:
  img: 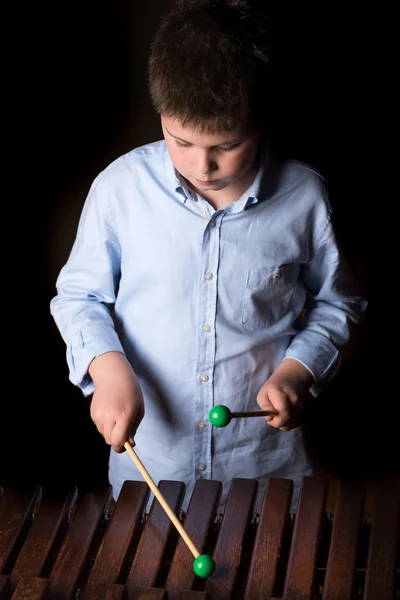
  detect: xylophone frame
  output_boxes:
[0,474,399,599]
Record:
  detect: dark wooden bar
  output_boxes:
[205,478,258,600]
[10,487,77,588]
[363,477,400,600]
[0,486,41,576]
[283,475,328,600]
[11,576,49,600]
[135,587,168,599]
[125,480,185,596]
[48,488,113,599]
[322,478,365,600]
[244,477,293,600]
[86,481,149,586]
[82,581,128,600]
[164,479,221,600]
[0,576,10,600]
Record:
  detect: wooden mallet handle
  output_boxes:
[231,410,278,418]
[123,442,200,558]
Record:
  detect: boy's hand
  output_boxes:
[256,359,314,431]
[88,351,144,453]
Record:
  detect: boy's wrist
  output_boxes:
[278,358,315,386]
[88,351,132,384]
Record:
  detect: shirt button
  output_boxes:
[200,374,209,382]
[202,324,211,333]
[198,421,206,430]
[209,220,216,228]
[204,272,213,281]
[198,464,206,472]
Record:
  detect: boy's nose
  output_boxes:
[197,152,216,174]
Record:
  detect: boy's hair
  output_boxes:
[148,0,271,132]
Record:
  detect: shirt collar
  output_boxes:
[242,159,265,209]
[175,171,196,203]
[225,149,269,213]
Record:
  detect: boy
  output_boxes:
[50,0,367,510]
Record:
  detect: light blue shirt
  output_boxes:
[50,140,366,510]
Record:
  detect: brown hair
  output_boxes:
[148,0,271,133]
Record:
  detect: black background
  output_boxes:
[2,1,386,495]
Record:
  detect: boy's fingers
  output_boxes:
[110,419,130,453]
[126,423,138,448]
[273,410,290,428]
[258,399,277,422]
[125,412,143,449]
[126,435,136,448]
[103,420,116,445]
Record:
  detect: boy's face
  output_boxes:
[161,116,260,195]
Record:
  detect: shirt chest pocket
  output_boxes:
[241,265,298,329]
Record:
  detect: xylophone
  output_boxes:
[0,474,399,600]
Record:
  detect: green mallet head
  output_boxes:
[209,404,232,427]
[193,554,216,578]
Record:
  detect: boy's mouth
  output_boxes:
[195,178,218,186]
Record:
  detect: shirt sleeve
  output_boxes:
[50,176,125,396]
[284,205,368,396]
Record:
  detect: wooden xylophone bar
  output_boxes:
[0,475,399,599]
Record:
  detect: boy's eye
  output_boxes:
[217,142,241,152]
[174,140,241,151]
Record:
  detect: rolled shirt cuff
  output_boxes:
[284,331,341,397]
[67,326,125,396]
